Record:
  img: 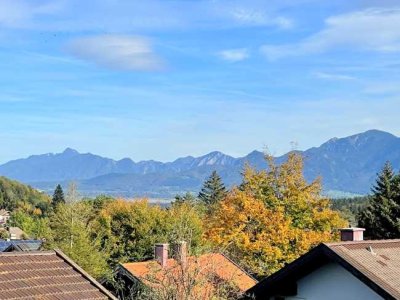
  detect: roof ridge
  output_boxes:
[0,250,55,257]
[325,239,400,246]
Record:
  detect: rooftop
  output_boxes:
[121,253,257,294]
[0,239,42,252]
[246,239,400,300]
[0,249,116,300]
[327,239,400,299]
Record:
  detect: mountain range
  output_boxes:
[1,129,399,198]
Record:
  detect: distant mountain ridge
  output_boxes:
[1,129,399,197]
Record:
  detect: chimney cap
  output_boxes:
[339,228,365,232]
[339,227,365,242]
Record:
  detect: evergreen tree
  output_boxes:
[173,192,196,206]
[358,162,400,239]
[198,171,227,206]
[52,184,65,208]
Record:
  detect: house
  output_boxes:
[8,226,26,239]
[0,249,117,299]
[116,242,257,299]
[0,209,10,225]
[245,228,400,300]
[0,239,43,252]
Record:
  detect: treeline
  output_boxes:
[331,162,400,240]
[331,196,370,225]
[4,153,347,284]
[0,176,50,212]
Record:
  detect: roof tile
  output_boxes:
[0,250,116,300]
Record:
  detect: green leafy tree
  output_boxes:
[93,199,170,267]
[9,210,52,240]
[198,171,227,207]
[52,184,65,208]
[358,162,400,239]
[48,183,108,278]
[0,176,50,213]
[0,228,9,239]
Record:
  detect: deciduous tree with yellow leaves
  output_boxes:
[205,152,347,277]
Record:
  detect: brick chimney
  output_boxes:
[340,228,365,241]
[172,241,187,268]
[155,243,169,268]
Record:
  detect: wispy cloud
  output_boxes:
[228,7,293,29]
[313,72,356,81]
[66,35,164,71]
[0,0,296,32]
[261,8,400,59]
[217,48,249,62]
[0,0,62,28]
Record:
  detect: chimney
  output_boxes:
[172,241,188,268]
[340,228,365,241]
[155,243,169,268]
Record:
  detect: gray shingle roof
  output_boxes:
[246,239,400,300]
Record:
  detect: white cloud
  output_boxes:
[0,0,295,32]
[0,0,62,28]
[66,35,164,71]
[217,48,249,62]
[0,0,32,27]
[261,8,400,59]
[314,72,356,81]
[228,7,293,29]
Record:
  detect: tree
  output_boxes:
[206,153,346,277]
[93,199,170,267]
[0,176,50,213]
[173,192,196,206]
[9,210,52,240]
[198,171,227,207]
[48,183,108,278]
[167,201,204,254]
[358,162,400,239]
[52,184,65,208]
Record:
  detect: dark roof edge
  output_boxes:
[246,243,397,300]
[116,263,145,285]
[219,252,258,283]
[54,249,117,300]
[321,245,396,300]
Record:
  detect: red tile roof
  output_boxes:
[121,253,257,295]
[0,249,116,300]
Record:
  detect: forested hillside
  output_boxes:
[0,176,50,212]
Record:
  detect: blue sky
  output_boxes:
[1,0,400,163]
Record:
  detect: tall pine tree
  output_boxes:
[358,162,400,239]
[198,170,227,206]
[52,184,65,209]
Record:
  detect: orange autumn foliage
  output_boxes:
[205,153,347,276]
